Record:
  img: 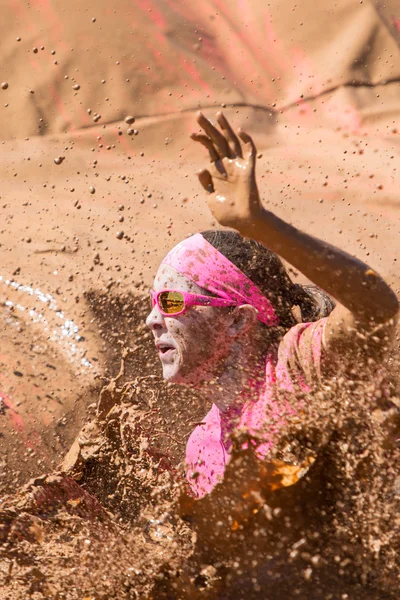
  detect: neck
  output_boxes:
[200,339,265,412]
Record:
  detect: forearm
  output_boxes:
[248,207,399,324]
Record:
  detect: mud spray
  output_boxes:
[1,0,400,597]
[0,293,398,599]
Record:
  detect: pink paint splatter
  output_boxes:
[0,393,24,432]
[134,0,168,30]
[178,57,213,96]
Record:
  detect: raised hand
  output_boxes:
[191,112,263,235]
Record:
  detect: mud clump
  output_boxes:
[0,368,197,599]
[0,474,193,599]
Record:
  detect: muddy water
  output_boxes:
[0,293,398,598]
[0,0,400,597]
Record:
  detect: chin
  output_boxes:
[162,365,205,387]
[161,365,186,385]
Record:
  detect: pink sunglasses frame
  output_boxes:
[150,289,237,317]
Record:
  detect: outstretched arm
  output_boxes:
[192,112,399,365]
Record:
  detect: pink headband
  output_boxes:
[161,233,279,326]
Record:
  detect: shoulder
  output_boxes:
[277,318,329,385]
[279,318,327,354]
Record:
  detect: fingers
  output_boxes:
[238,129,256,165]
[192,112,258,169]
[217,112,243,158]
[196,111,232,159]
[190,133,219,163]
[197,169,214,193]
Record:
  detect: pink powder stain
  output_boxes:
[324,96,362,134]
[28,56,42,72]
[263,12,292,75]
[393,16,400,32]
[112,128,133,155]
[0,393,24,432]
[178,57,213,96]
[47,83,77,132]
[24,430,42,451]
[130,4,184,90]
[187,320,327,497]
[290,47,325,98]
[30,0,68,51]
[163,0,206,23]
[231,1,281,81]
[162,0,249,98]
[9,0,37,36]
[141,38,178,82]
[0,379,46,451]
[291,101,316,127]
[134,0,168,30]
[211,0,274,98]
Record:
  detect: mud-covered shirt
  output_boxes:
[185,319,327,498]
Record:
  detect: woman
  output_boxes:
[146,112,398,499]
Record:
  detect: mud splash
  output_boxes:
[0,275,93,370]
[0,293,399,599]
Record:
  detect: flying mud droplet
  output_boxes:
[54,156,65,165]
[73,84,80,91]
[1,82,9,90]
[116,231,124,240]
[33,47,38,54]
[125,116,135,125]
[89,186,96,194]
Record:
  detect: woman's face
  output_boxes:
[146,264,237,386]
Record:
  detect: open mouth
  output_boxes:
[157,344,176,356]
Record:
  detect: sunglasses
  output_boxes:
[150,289,237,317]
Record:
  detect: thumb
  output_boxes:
[198,169,214,193]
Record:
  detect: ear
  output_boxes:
[227,304,258,337]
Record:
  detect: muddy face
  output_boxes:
[146,264,236,386]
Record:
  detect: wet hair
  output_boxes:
[200,230,335,329]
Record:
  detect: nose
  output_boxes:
[146,304,166,331]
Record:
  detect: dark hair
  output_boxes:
[200,230,335,328]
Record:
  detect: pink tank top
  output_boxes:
[185,319,327,498]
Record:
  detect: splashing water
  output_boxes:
[0,275,92,370]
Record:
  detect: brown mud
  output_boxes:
[1,0,400,597]
[0,293,399,599]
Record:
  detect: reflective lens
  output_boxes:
[158,291,185,314]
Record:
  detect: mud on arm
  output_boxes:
[192,112,399,369]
